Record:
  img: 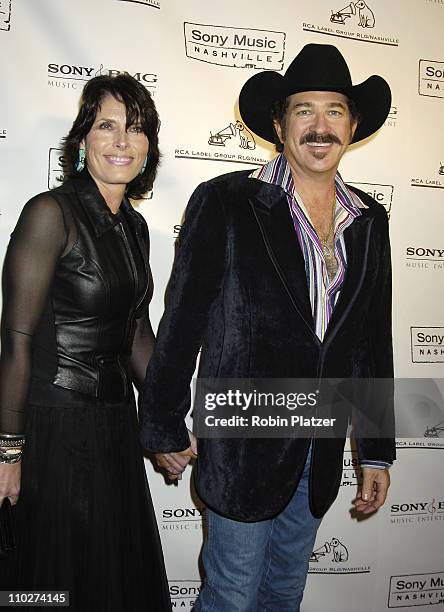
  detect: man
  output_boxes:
[139,43,395,611]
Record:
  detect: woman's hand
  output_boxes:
[0,462,21,505]
[155,430,198,481]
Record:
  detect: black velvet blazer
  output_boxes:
[139,169,395,521]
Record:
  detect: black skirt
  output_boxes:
[2,383,171,612]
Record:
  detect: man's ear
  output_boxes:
[273,119,285,145]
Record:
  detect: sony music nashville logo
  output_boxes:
[0,0,12,31]
[48,148,64,190]
[341,450,362,487]
[116,0,160,8]
[389,572,444,608]
[169,581,201,609]
[411,161,444,189]
[411,327,444,363]
[405,246,444,272]
[302,1,399,47]
[390,498,444,525]
[47,63,157,94]
[309,536,371,574]
[348,182,394,218]
[161,506,204,532]
[419,59,444,98]
[175,118,270,166]
[184,23,286,70]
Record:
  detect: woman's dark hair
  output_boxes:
[270,94,361,153]
[63,73,160,199]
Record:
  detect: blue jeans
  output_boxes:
[194,447,321,612]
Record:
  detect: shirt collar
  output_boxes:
[70,169,141,237]
[249,153,367,218]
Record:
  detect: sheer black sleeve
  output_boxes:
[0,194,68,434]
[129,308,156,392]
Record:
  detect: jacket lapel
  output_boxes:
[323,213,373,345]
[249,180,316,339]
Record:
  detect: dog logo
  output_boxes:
[208,120,256,150]
[424,420,444,437]
[439,162,444,176]
[311,537,349,563]
[330,1,375,28]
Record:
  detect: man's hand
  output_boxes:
[353,467,390,515]
[155,430,197,481]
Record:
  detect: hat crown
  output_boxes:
[285,44,352,92]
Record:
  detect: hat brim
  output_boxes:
[239,72,391,145]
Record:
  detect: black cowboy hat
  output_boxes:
[239,43,391,144]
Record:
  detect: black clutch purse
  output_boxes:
[0,498,15,559]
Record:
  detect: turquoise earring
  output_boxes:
[76,149,86,172]
[140,156,148,175]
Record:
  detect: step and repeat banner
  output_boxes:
[1,1,443,610]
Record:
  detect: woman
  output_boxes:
[0,74,171,610]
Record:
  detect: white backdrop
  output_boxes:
[1,1,444,610]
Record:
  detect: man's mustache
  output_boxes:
[300,131,342,146]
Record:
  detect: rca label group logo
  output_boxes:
[302,1,399,47]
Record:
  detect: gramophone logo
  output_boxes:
[311,538,349,563]
[0,128,6,139]
[330,1,375,28]
[302,1,399,46]
[0,0,11,31]
[175,117,269,166]
[309,536,371,574]
[208,121,255,151]
[184,23,286,70]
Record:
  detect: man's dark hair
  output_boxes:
[270,94,361,153]
[62,73,160,199]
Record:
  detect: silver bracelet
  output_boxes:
[0,448,23,464]
[0,438,25,448]
[0,432,25,439]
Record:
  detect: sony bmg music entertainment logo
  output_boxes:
[419,59,444,98]
[388,572,444,608]
[348,182,394,217]
[161,506,204,532]
[0,0,11,31]
[184,23,286,70]
[411,327,444,363]
[390,498,444,525]
[47,63,158,94]
[405,246,444,272]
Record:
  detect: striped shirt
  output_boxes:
[250,153,390,469]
